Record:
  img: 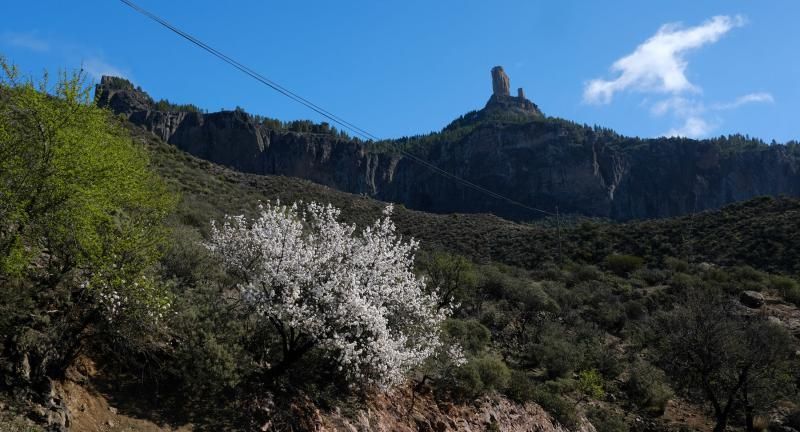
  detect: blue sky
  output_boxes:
[2,1,798,142]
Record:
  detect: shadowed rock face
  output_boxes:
[95,72,800,221]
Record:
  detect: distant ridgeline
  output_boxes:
[95,70,800,221]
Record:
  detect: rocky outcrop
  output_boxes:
[95,72,800,221]
[491,66,511,96]
[485,66,543,118]
[285,386,595,432]
[740,291,765,308]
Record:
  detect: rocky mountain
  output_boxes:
[95,70,800,221]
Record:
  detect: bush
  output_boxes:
[587,406,629,432]
[442,319,491,355]
[624,300,647,320]
[473,354,511,392]
[770,275,800,306]
[605,255,645,277]
[568,264,602,284]
[664,257,690,273]
[632,267,667,286]
[577,369,605,399]
[531,387,578,429]
[446,361,484,398]
[442,354,511,399]
[505,370,536,402]
[625,360,673,415]
[534,326,583,378]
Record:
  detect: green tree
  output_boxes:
[0,57,175,386]
[418,251,477,309]
[644,288,797,432]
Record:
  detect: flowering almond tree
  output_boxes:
[207,202,448,387]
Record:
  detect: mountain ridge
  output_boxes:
[95,70,800,221]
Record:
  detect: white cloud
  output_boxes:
[654,92,774,138]
[584,15,745,104]
[1,30,130,82]
[82,57,129,80]
[585,15,773,138]
[711,92,774,110]
[650,96,701,117]
[2,31,50,52]
[665,116,715,138]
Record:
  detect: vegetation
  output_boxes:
[2,58,799,432]
[206,202,450,387]
[642,287,797,432]
[0,57,174,396]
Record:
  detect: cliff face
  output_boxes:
[95,74,800,221]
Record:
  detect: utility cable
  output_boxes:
[119,0,557,217]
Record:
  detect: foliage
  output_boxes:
[624,360,673,415]
[531,387,579,429]
[441,319,490,355]
[417,251,477,309]
[472,354,511,392]
[0,57,175,387]
[587,406,629,432]
[771,275,800,306]
[577,369,605,400]
[207,201,448,387]
[154,98,202,113]
[604,254,645,277]
[644,288,797,432]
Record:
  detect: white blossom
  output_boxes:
[207,201,449,387]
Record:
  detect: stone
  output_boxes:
[517,87,525,99]
[740,290,765,308]
[96,75,800,223]
[491,66,510,96]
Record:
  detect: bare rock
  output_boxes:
[740,290,765,308]
[95,73,800,223]
[491,66,511,96]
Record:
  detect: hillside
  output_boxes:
[141,124,800,276]
[96,68,800,222]
[4,63,800,432]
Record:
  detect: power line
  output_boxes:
[118,0,556,217]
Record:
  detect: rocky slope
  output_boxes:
[95,70,800,221]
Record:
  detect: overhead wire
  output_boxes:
[119,0,557,217]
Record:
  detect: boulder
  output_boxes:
[740,290,765,308]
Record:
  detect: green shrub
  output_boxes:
[534,327,583,378]
[569,264,602,284]
[505,370,536,402]
[473,354,511,392]
[442,354,512,399]
[442,319,491,355]
[605,255,645,277]
[587,406,629,432]
[632,267,667,286]
[664,257,690,273]
[577,369,605,399]
[668,272,696,292]
[624,300,647,320]
[625,360,673,415]
[531,387,578,429]
[447,361,484,398]
[770,275,800,306]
